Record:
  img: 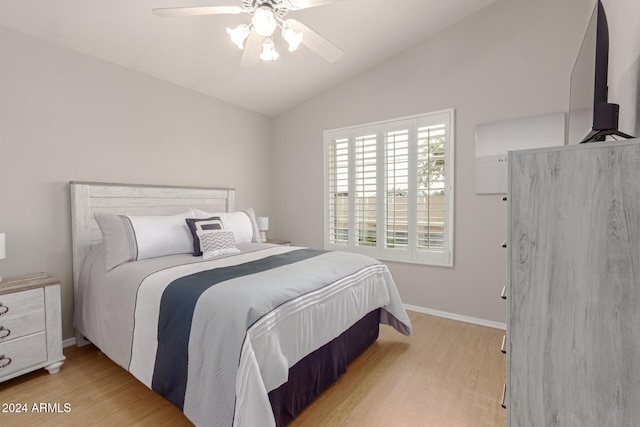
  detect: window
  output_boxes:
[324,109,454,266]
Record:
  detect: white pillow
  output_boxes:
[197,229,241,259]
[95,210,195,271]
[194,208,261,244]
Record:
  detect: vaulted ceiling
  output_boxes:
[0,0,498,116]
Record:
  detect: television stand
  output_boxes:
[580,128,635,143]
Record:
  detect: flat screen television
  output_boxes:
[567,0,633,144]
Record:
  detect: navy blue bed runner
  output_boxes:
[151,248,327,409]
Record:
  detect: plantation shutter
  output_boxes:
[325,109,453,267]
[327,136,349,245]
[355,133,377,247]
[384,126,410,250]
[416,123,446,252]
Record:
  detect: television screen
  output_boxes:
[567,2,597,145]
[567,0,632,144]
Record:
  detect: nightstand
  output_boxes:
[266,239,291,246]
[0,273,65,382]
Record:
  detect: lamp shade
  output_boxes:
[259,38,279,61]
[227,24,250,49]
[256,217,269,231]
[282,26,303,52]
[252,7,277,37]
[0,233,5,260]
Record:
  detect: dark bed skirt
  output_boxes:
[268,308,381,426]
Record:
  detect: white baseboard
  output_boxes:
[404,304,506,330]
[63,337,77,348]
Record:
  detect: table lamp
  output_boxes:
[257,217,269,243]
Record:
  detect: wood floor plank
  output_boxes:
[0,311,505,426]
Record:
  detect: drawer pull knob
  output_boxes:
[0,355,11,369]
[0,303,8,316]
[0,326,9,340]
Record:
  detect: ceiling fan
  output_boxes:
[152,0,345,67]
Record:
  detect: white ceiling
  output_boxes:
[0,0,497,116]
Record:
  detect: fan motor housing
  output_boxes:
[244,0,289,18]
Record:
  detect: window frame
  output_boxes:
[323,109,455,267]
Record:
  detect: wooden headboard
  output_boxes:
[69,181,235,302]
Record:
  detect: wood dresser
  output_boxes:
[507,139,640,426]
[0,273,65,382]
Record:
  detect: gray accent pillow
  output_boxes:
[197,229,240,259]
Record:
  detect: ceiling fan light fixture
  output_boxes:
[252,7,277,37]
[151,1,344,66]
[260,37,280,61]
[226,24,250,49]
[282,26,303,52]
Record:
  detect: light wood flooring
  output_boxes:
[0,311,506,426]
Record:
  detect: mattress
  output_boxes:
[74,243,411,426]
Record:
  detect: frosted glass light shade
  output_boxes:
[260,38,279,61]
[252,7,277,37]
[282,27,303,52]
[227,24,250,49]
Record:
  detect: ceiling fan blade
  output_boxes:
[285,0,347,10]
[241,31,264,68]
[287,19,343,63]
[152,6,244,18]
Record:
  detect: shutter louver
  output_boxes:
[417,123,446,252]
[328,137,349,245]
[385,129,410,249]
[355,134,377,247]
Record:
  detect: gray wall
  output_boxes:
[271,0,593,325]
[0,26,272,340]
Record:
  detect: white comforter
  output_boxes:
[74,244,411,426]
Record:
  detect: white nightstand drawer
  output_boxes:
[0,275,64,382]
[0,288,45,342]
[0,332,47,379]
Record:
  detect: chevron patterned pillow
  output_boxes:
[196,229,241,259]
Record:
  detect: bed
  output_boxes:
[70,181,411,426]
